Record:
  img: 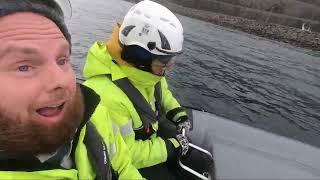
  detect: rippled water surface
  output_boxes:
[68,0,320,147]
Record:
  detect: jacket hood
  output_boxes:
[83,24,162,87]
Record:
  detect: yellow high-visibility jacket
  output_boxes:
[83,24,187,169]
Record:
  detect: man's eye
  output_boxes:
[18,65,30,72]
[57,58,69,66]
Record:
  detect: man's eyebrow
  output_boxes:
[0,43,40,59]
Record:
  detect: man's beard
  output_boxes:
[0,85,84,157]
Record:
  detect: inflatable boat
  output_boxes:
[187,109,320,179]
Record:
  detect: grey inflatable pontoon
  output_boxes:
[188,110,320,180]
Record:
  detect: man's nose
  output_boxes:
[43,61,70,92]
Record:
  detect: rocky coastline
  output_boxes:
[129,0,320,50]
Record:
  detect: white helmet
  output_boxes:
[119,0,184,56]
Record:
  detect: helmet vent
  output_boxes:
[158,30,171,50]
[160,17,169,22]
[122,25,136,37]
[170,23,176,28]
[147,42,156,50]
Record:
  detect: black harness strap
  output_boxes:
[84,121,117,180]
[113,77,157,126]
[106,73,161,130]
[134,125,156,141]
[154,81,163,118]
[107,74,172,139]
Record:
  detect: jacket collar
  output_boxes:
[106,23,131,67]
[79,83,100,127]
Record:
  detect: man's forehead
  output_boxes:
[0,12,65,41]
[0,12,68,57]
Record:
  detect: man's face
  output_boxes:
[0,12,82,155]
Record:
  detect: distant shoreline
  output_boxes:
[127,0,320,50]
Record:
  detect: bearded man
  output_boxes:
[0,0,143,179]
